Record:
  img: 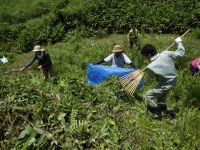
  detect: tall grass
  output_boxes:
[0,0,65,24]
[0,33,200,149]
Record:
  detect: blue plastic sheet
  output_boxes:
[87,64,144,90]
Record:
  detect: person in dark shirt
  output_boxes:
[20,45,52,80]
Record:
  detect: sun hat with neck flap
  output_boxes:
[32,45,45,52]
[112,45,123,53]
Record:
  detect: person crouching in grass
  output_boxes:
[190,56,200,76]
[20,45,53,80]
[140,37,185,119]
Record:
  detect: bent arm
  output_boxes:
[24,55,37,68]
[94,59,105,65]
[170,42,185,59]
[129,62,137,69]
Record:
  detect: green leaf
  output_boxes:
[18,125,32,139]
[33,126,44,134]
[58,112,66,121]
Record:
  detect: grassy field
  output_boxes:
[0,32,200,149]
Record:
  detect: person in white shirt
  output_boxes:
[94,45,137,69]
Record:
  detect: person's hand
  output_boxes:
[38,65,42,69]
[20,67,25,71]
[175,37,182,44]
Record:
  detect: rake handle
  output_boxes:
[143,28,191,72]
[130,29,191,79]
[165,28,191,51]
[5,68,36,74]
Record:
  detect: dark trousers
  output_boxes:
[129,37,140,49]
[190,63,199,76]
[41,65,52,80]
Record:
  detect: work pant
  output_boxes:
[41,65,52,80]
[144,82,176,108]
[129,37,140,49]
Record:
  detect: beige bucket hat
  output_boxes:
[112,45,123,52]
[32,45,45,52]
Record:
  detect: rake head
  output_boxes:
[119,70,144,96]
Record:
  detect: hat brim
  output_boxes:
[112,49,122,52]
[32,49,45,52]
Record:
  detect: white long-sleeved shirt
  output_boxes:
[104,53,132,68]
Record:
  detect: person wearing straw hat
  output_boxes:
[20,45,53,80]
[94,45,137,68]
[128,26,140,50]
[140,37,185,119]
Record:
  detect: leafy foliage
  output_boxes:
[0,0,200,52]
[0,32,200,149]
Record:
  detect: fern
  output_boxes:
[69,109,78,126]
[68,109,88,136]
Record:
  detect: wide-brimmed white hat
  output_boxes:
[112,45,123,52]
[32,45,45,52]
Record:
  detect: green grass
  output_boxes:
[0,33,200,149]
[0,0,62,24]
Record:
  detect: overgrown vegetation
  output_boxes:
[0,0,200,149]
[0,0,200,52]
[1,33,200,149]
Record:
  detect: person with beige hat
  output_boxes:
[94,45,137,68]
[20,45,53,80]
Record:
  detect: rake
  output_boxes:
[120,29,191,96]
[5,68,36,74]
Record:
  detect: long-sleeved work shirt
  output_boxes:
[147,42,185,88]
[25,52,52,68]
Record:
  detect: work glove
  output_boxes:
[38,65,42,69]
[174,37,182,44]
[20,67,26,71]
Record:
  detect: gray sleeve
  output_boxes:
[168,42,185,59]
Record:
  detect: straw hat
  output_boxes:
[32,45,45,52]
[112,45,123,52]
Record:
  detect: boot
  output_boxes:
[163,106,180,119]
[147,104,163,120]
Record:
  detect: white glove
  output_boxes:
[175,37,182,44]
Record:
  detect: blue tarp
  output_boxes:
[87,64,144,90]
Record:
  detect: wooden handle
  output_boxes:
[121,29,191,82]
[142,29,191,72]
[165,29,191,51]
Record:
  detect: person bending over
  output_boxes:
[140,37,185,119]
